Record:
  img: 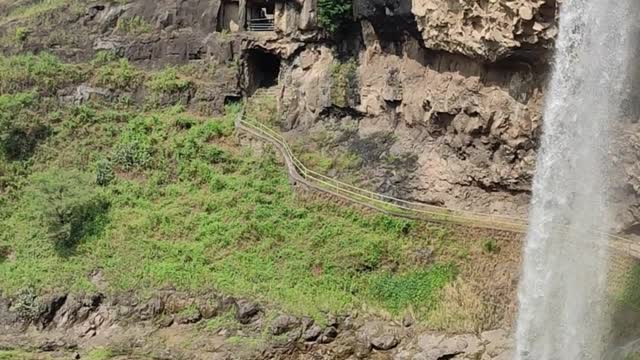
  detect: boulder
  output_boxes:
[371,334,399,350]
[481,329,513,359]
[303,324,323,341]
[416,333,483,360]
[318,326,338,344]
[269,314,299,335]
[358,321,401,351]
[235,300,260,324]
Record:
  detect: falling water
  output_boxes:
[515,0,637,359]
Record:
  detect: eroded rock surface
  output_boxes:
[0,291,515,359]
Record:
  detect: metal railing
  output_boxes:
[247,18,274,32]
[235,108,640,258]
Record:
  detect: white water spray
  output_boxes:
[515,1,637,359]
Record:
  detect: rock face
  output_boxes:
[264,0,557,220]
[410,0,557,61]
[280,32,543,216]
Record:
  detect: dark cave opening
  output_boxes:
[246,49,281,95]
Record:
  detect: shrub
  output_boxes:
[94,59,144,91]
[146,68,192,95]
[0,53,82,94]
[0,245,10,262]
[96,159,115,186]
[331,59,358,108]
[113,141,152,171]
[482,238,500,254]
[174,115,196,130]
[91,50,118,67]
[26,169,108,252]
[0,92,48,160]
[64,104,98,130]
[14,27,29,43]
[317,0,353,35]
[117,16,152,35]
[12,287,41,320]
[245,92,278,126]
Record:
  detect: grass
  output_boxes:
[204,309,238,331]
[482,238,500,254]
[425,279,489,332]
[245,92,279,127]
[0,53,84,94]
[0,0,72,25]
[0,53,470,328]
[146,68,192,95]
[0,350,56,359]
[86,348,114,360]
[368,264,456,314]
[93,58,144,91]
[117,16,152,35]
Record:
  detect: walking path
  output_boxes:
[235,109,640,259]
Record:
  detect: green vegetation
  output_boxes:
[94,58,144,91]
[0,0,76,25]
[146,67,192,95]
[0,53,466,327]
[0,53,83,94]
[145,67,193,107]
[204,308,238,331]
[86,348,114,360]
[482,238,500,254]
[116,16,152,35]
[246,92,279,127]
[0,350,49,360]
[12,287,41,320]
[14,26,29,43]
[91,51,119,67]
[619,263,640,310]
[369,264,456,314]
[317,0,353,35]
[25,170,109,255]
[331,58,358,108]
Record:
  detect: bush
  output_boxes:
[0,53,82,94]
[117,16,152,35]
[317,0,353,34]
[146,68,192,95]
[14,27,29,43]
[482,238,500,254]
[94,59,144,91]
[0,92,48,160]
[96,159,115,186]
[113,141,152,171]
[331,59,358,108]
[26,169,108,252]
[12,287,41,320]
[91,50,118,67]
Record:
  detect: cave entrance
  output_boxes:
[246,49,280,95]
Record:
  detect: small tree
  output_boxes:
[26,169,108,253]
[317,0,353,35]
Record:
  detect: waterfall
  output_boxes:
[515,0,637,359]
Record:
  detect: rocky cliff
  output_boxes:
[280,0,555,218]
